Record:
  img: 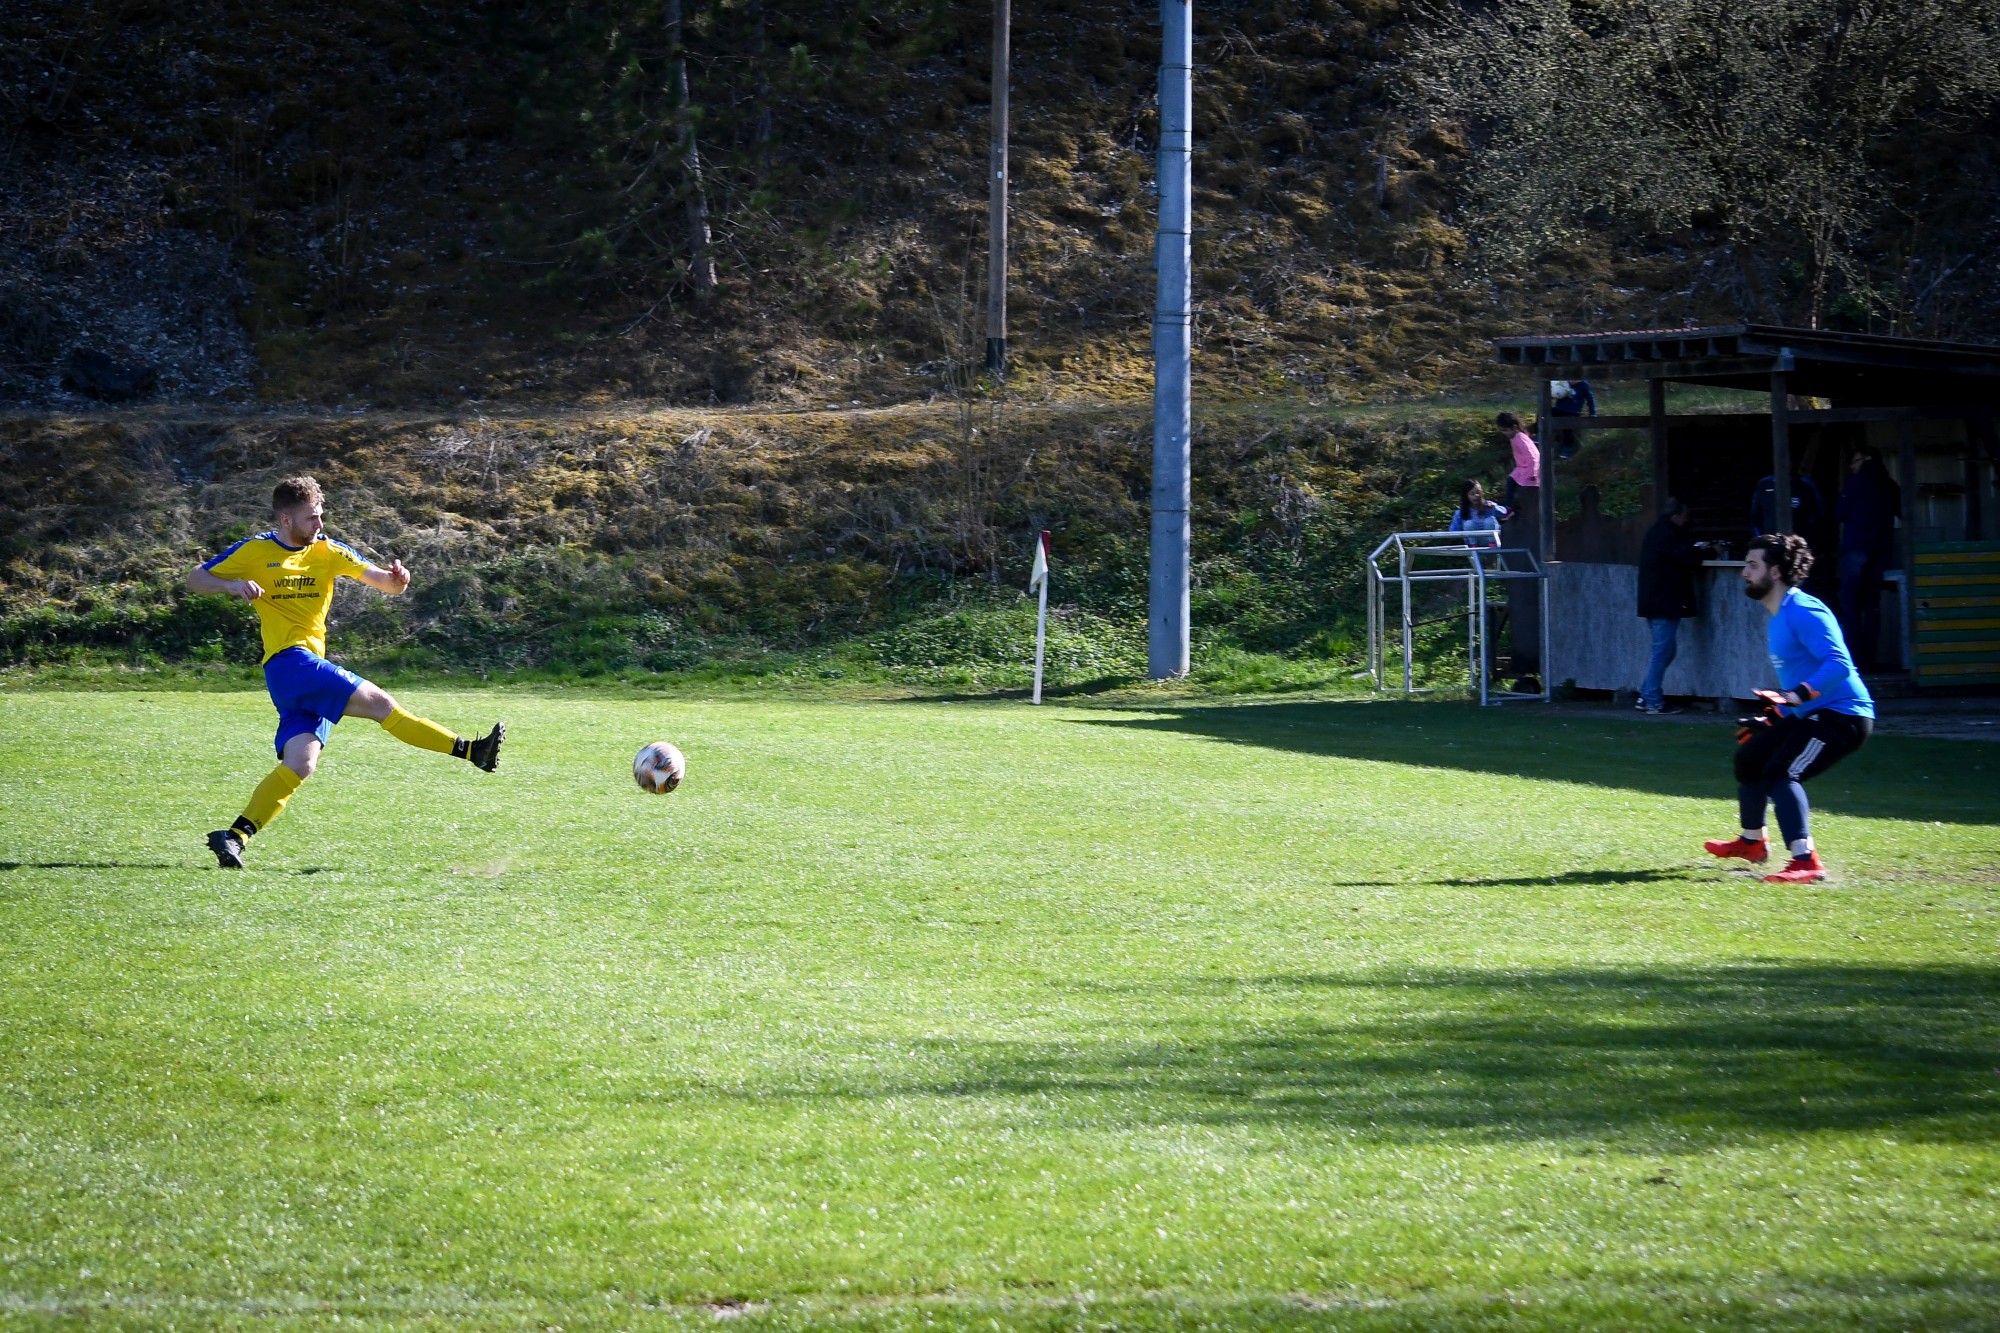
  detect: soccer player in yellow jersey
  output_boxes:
[187,475,504,869]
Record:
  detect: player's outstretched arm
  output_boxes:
[358,559,412,596]
[187,565,262,602]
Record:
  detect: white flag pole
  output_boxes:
[1030,530,1050,705]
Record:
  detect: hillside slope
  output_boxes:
[0,401,1503,676]
[6,1,1994,676]
[2,0,1794,410]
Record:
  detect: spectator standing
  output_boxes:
[1635,497,1705,715]
[1750,471,1827,539]
[1834,445,1902,670]
[1499,411,1541,512]
[1448,480,1509,547]
[1497,411,1544,693]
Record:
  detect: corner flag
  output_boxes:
[1029,530,1050,704]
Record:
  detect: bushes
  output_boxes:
[1,403,1508,681]
[0,591,260,665]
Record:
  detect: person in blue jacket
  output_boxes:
[1448,479,1509,547]
[1703,533,1873,884]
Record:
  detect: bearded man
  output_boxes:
[1703,532,1874,884]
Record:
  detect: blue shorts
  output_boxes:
[263,647,366,758]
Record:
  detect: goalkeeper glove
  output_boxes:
[1735,713,1775,746]
[1736,690,1790,745]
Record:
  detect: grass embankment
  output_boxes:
[5,0,1706,410]
[7,400,1613,692]
[1,690,1996,1329]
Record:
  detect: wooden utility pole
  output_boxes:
[986,0,1009,376]
[664,0,716,297]
[1649,376,1668,510]
[1770,368,1793,534]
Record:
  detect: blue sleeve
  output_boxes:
[1785,599,1858,704]
[1448,512,1465,532]
[325,538,374,578]
[201,536,252,571]
[1578,381,1597,415]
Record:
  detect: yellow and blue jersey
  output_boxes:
[200,532,373,662]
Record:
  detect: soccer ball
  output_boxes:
[633,741,686,794]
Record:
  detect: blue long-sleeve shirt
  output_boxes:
[1769,587,1873,718]
[1449,504,1506,546]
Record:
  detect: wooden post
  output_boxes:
[1649,376,1668,512]
[1770,370,1792,534]
[1973,418,2000,542]
[1965,422,1986,541]
[1536,377,1554,561]
[1898,418,1919,677]
[985,0,1010,377]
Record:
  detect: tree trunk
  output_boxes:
[986,0,1009,376]
[749,0,772,160]
[664,0,717,298]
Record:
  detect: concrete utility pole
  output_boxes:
[986,0,1009,376]
[1149,0,1192,679]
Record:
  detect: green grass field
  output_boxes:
[1,689,1996,1331]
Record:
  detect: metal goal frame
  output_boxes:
[1367,531,1550,706]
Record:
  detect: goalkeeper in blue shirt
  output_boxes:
[1704,533,1873,884]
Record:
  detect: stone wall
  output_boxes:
[1549,561,1779,700]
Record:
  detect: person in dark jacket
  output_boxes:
[1750,472,1826,539]
[1834,445,1902,670]
[1636,498,1705,714]
[1549,379,1597,459]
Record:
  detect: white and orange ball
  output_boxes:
[633,741,686,794]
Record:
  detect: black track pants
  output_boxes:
[1735,710,1872,846]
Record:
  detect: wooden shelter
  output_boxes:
[1493,324,2000,689]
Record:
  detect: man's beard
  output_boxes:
[1743,572,1775,599]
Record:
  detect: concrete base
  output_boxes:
[1549,562,1780,701]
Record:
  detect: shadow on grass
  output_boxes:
[1079,700,2000,824]
[684,1281,2000,1332]
[1436,868,1704,887]
[0,860,189,871]
[863,964,2000,1145]
[0,861,337,874]
[1318,869,1706,888]
[905,673,1147,704]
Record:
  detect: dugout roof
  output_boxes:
[1492,323,2000,407]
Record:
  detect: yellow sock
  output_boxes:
[241,764,304,834]
[381,705,459,755]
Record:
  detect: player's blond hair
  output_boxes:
[272,475,323,514]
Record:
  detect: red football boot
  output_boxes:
[1704,836,1770,863]
[1763,852,1827,884]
